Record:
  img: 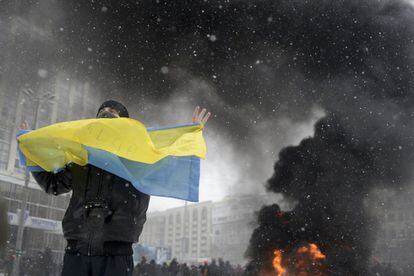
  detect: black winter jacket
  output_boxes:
[31,162,150,256]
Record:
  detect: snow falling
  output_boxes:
[1,0,414,274]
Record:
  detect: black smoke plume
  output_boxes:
[242,0,414,272]
[245,114,409,275]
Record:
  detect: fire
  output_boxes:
[270,243,326,276]
[272,249,287,276]
[295,243,326,276]
[297,243,326,260]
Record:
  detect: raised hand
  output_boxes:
[192,106,211,125]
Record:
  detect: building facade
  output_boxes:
[0,72,103,262]
[210,194,281,265]
[140,194,281,265]
[140,201,213,264]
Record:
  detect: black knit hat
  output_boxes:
[97,100,129,118]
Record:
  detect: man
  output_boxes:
[19,100,211,276]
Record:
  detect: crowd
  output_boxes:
[0,247,61,276]
[133,257,243,276]
[0,250,243,276]
[1,250,410,276]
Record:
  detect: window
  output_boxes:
[0,140,10,171]
[201,208,207,220]
[0,181,11,194]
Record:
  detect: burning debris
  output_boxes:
[272,249,286,276]
[267,243,326,276]
[294,243,326,276]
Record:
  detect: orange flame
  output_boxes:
[272,249,287,276]
[270,243,326,276]
[295,243,326,276]
[297,243,326,260]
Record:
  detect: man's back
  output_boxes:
[20,100,211,275]
[31,162,150,256]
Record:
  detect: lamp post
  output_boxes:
[181,201,189,263]
[12,88,55,276]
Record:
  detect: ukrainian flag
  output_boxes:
[16,118,206,202]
